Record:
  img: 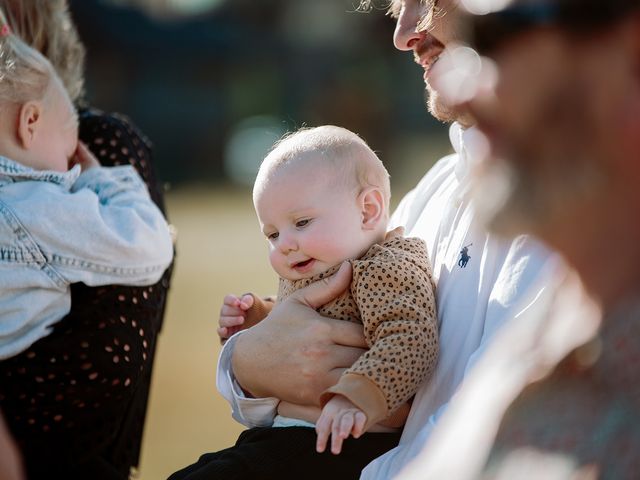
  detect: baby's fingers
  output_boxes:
[352,411,367,439]
[220,302,245,318]
[315,414,332,453]
[223,294,242,307]
[338,413,355,440]
[219,315,245,329]
[74,142,100,170]
[239,294,254,310]
[217,326,229,340]
[218,316,245,342]
[331,415,351,455]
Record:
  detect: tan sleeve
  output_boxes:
[243,294,275,329]
[321,247,438,430]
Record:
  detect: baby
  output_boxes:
[217,126,438,460]
[0,13,173,359]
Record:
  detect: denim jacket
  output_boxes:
[0,156,174,359]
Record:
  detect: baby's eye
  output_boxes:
[295,219,310,228]
[267,232,279,241]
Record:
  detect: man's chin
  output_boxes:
[427,89,472,126]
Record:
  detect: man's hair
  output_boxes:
[357,0,438,31]
[254,125,391,211]
[0,7,56,106]
[0,0,85,103]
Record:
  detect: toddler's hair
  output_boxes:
[0,7,55,105]
[0,0,85,103]
[255,125,391,212]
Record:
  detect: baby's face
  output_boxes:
[255,160,373,281]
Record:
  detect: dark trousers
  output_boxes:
[169,426,401,480]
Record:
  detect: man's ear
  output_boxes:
[17,101,42,149]
[359,187,386,230]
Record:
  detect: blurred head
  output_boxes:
[0,0,85,103]
[253,125,390,281]
[0,10,78,172]
[463,0,640,243]
[360,0,474,125]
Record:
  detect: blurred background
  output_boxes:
[68,0,451,477]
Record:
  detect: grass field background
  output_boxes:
[137,186,273,479]
[136,133,450,479]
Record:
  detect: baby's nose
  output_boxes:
[278,234,298,253]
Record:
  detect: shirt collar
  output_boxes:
[449,122,485,182]
[0,156,81,190]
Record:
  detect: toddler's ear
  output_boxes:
[359,187,385,230]
[17,101,43,149]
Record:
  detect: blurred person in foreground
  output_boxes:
[396,0,640,478]
[214,1,557,478]
[0,0,175,478]
[0,411,24,480]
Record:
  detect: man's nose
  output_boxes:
[393,3,428,51]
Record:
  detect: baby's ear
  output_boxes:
[359,187,386,230]
[17,101,43,149]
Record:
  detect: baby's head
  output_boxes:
[253,125,391,281]
[0,9,78,172]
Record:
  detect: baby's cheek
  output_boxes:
[268,250,282,273]
[317,237,354,263]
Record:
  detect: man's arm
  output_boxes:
[232,262,369,404]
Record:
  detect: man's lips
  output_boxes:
[414,40,445,79]
[417,51,442,78]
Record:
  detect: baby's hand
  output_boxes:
[217,293,255,342]
[70,141,100,171]
[315,395,367,455]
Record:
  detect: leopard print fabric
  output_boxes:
[277,235,438,425]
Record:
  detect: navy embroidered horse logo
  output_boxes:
[458,243,472,268]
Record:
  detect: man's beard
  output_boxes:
[426,85,474,126]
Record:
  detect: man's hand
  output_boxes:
[232,262,367,404]
[316,395,367,455]
[218,293,255,342]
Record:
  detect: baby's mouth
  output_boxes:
[293,259,314,269]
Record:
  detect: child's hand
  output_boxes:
[70,142,100,171]
[217,293,255,342]
[315,395,367,455]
